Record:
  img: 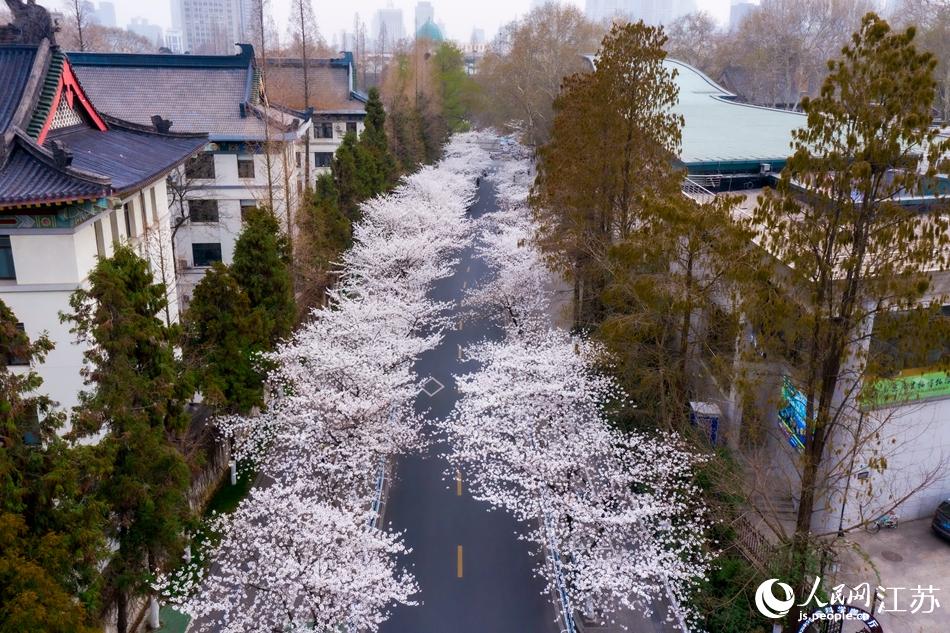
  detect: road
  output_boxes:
[379,173,561,633]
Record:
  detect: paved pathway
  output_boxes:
[380,174,561,633]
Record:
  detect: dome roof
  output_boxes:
[416,19,444,42]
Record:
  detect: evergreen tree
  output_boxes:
[182,263,265,414]
[361,87,398,188]
[332,131,377,219]
[63,246,192,633]
[296,173,352,311]
[433,42,475,134]
[0,300,104,632]
[232,207,296,346]
[533,21,682,328]
[750,13,950,604]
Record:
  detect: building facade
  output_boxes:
[264,52,369,178]
[69,44,314,305]
[667,58,950,529]
[171,0,254,55]
[0,29,206,418]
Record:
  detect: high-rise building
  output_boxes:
[173,0,255,55]
[164,29,184,53]
[584,0,675,26]
[415,1,434,33]
[729,1,756,31]
[371,4,405,51]
[128,17,163,47]
[89,1,116,28]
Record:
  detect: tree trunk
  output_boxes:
[117,591,128,633]
[678,249,695,381]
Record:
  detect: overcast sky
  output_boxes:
[39,0,739,46]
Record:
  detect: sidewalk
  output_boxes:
[576,605,682,633]
[832,517,949,633]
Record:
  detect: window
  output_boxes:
[94,220,105,258]
[237,156,255,179]
[188,199,219,223]
[314,152,333,168]
[0,236,14,280]
[314,122,334,139]
[150,188,159,223]
[139,192,149,231]
[240,200,258,222]
[295,152,301,168]
[109,209,120,244]
[185,153,215,179]
[123,203,134,237]
[346,121,358,135]
[4,323,29,366]
[192,243,222,267]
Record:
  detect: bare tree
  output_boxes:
[165,165,202,276]
[665,11,720,70]
[475,3,603,147]
[63,0,90,51]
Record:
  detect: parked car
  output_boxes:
[933,499,950,541]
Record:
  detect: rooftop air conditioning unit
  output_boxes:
[760,163,772,174]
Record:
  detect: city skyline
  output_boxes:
[35,0,740,49]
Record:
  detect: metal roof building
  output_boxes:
[668,59,805,186]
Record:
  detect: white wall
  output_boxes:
[831,398,950,528]
[0,181,181,430]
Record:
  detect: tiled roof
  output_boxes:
[25,47,63,138]
[0,133,109,209]
[0,45,36,133]
[69,46,305,142]
[265,56,367,114]
[47,118,207,194]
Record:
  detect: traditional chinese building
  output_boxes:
[0,12,207,418]
[69,44,313,304]
[263,53,368,173]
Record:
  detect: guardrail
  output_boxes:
[682,177,717,205]
[368,459,387,530]
[539,488,577,633]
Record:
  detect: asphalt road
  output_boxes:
[379,174,561,633]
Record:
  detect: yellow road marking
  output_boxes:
[456,470,462,496]
[457,545,463,578]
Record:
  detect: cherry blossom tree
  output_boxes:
[160,133,493,630]
[443,142,711,626]
[445,333,709,624]
[161,481,417,633]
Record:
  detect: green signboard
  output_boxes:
[868,370,950,407]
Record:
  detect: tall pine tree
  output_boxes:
[63,245,192,633]
[231,208,296,346]
[182,263,265,414]
[361,87,398,189]
[0,300,104,633]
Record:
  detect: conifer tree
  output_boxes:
[182,263,265,414]
[533,21,682,328]
[0,300,104,633]
[63,246,191,633]
[750,13,950,603]
[361,87,398,188]
[333,131,377,219]
[231,207,296,346]
[296,173,352,310]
